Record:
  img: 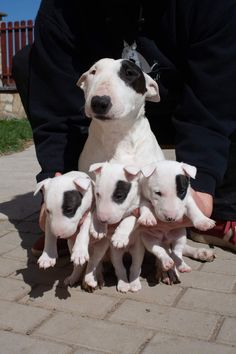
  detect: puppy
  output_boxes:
[139,160,216,275]
[34,171,93,269]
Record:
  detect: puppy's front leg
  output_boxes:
[38,217,58,269]
[111,215,137,248]
[71,211,91,266]
[186,195,215,231]
[138,200,157,226]
[90,211,107,239]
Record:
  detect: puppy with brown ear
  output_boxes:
[34,171,93,269]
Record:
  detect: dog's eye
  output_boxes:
[155,191,162,196]
[96,192,100,198]
[125,68,135,77]
[90,69,96,75]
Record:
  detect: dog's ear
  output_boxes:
[76,72,88,90]
[123,165,141,181]
[89,162,105,175]
[144,73,160,102]
[34,178,51,196]
[141,163,157,178]
[74,176,91,191]
[181,163,197,179]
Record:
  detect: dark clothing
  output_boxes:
[13,0,236,220]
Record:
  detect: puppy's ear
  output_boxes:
[144,73,160,102]
[89,162,105,175]
[74,177,91,191]
[34,178,51,196]
[141,163,157,178]
[181,163,197,179]
[76,72,88,90]
[124,165,141,180]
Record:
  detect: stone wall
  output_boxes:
[0,92,26,119]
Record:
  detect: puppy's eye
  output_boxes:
[96,192,100,198]
[125,68,135,77]
[46,208,50,214]
[155,191,162,196]
[90,69,96,75]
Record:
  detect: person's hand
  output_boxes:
[142,189,213,232]
[39,172,62,231]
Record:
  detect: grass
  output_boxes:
[0,118,33,155]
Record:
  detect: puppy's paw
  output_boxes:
[178,262,192,273]
[160,255,174,271]
[193,217,215,231]
[84,273,98,289]
[90,218,107,239]
[117,280,130,293]
[195,248,216,262]
[111,233,129,249]
[71,247,89,266]
[130,278,142,292]
[138,211,157,226]
[38,252,57,269]
[158,268,181,285]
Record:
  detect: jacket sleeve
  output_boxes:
[174,0,236,195]
[28,3,88,182]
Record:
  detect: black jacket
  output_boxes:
[28,0,236,196]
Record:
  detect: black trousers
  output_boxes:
[12,44,236,221]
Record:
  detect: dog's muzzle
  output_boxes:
[91,95,112,116]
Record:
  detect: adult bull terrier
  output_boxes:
[77,58,165,173]
[34,171,93,269]
[139,160,216,277]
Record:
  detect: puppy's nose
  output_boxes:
[91,95,111,115]
[165,216,175,222]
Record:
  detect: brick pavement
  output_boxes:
[0,146,236,354]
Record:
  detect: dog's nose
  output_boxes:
[165,216,175,222]
[91,95,111,115]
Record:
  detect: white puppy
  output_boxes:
[84,162,144,293]
[34,171,93,269]
[139,160,216,274]
[77,58,164,173]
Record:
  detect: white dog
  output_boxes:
[34,171,93,269]
[139,160,216,275]
[77,58,164,173]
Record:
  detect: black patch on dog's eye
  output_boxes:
[112,180,131,204]
[62,190,83,218]
[176,174,190,200]
[119,60,147,95]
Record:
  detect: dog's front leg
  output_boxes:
[186,195,215,231]
[111,215,137,248]
[71,211,91,266]
[38,217,58,269]
[90,210,107,239]
[138,200,157,226]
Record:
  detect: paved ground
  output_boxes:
[0,145,236,354]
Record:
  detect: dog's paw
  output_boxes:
[111,233,129,248]
[158,268,181,285]
[178,262,192,273]
[138,210,157,226]
[195,248,216,262]
[117,280,130,293]
[90,218,107,239]
[71,247,89,266]
[84,273,98,289]
[38,252,57,269]
[160,255,174,271]
[130,278,142,292]
[193,217,216,231]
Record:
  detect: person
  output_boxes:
[12,0,236,256]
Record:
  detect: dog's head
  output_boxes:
[77,58,160,122]
[34,171,93,238]
[89,161,141,224]
[141,160,196,222]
